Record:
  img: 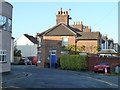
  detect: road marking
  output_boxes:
[74,73,119,87]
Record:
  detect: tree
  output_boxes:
[94,46,98,53]
[65,44,75,54]
[77,45,85,52]
[14,46,22,57]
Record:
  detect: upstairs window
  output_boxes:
[0,50,7,62]
[62,37,68,47]
[0,15,7,30]
[8,19,12,32]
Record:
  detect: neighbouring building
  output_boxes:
[108,38,114,49]
[15,34,38,58]
[101,35,108,49]
[0,0,13,73]
[36,8,102,68]
[114,43,120,54]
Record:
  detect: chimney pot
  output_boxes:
[65,11,68,14]
[87,26,88,29]
[76,21,77,25]
[58,11,60,14]
[60,8,62,12]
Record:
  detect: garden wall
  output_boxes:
[86,57,120,72]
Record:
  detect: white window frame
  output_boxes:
[0,50,7,62]
[62,37,68,47]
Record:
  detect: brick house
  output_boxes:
[37,8,101,67]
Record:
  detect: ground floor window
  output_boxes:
[0,50,7,62]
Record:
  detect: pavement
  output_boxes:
[2,65,120,89]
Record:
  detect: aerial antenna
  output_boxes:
[69,8,72,20]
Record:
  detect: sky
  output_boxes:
[6,1,118,43]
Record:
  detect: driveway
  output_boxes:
[2,65,120,89]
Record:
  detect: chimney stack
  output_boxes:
[78,21,80,24]
[56,8,69,25]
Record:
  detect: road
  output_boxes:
[2,65,120,89]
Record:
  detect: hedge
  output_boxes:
[60,54,87,71]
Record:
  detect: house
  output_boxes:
[108,38,114,49]
[15,34,38,58]
[36,8,101,67]
[0,1,13,73]
[101,35,108,49]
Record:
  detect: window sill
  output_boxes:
[0,61,7,63]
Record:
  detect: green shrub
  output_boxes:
[60,54,87,71]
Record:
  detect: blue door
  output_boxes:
[50,55,56,68]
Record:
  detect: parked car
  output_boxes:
[94,63,110,73]
[19,59,32,65]
[28,57,38,65]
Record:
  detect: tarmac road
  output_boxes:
[2,65,120,89]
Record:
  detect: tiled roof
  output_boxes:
[97,49,117,54]
[24,34,38,44]
[76,32,100,40]
[38,23,100,40]
[38,23,77,36]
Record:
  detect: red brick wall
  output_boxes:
[77,40,98,53]
[38,36,76,67]
[86,57,120,72]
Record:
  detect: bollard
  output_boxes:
[105,67,108,75]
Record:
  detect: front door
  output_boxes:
[50,55,56,68]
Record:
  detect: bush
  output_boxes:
[60,54,87,71]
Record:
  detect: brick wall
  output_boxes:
[86,57,120,72]
[38,36,76,67]
[77,40,98,53]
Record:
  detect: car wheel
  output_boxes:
[94,71,97,73]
